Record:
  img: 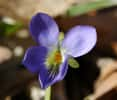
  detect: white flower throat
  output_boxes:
[45,32,65,70]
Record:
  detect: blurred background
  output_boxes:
[0,0,117,100]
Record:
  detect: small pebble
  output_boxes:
[5,96,11,100]
[16,29,29,39]
[13,46,24,57]
[30,85,45,100]
[0,46,12,64]
[2,16,16,25]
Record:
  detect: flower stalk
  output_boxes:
[45,86,51,100]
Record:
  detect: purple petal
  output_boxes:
[61,25,97,57]
[29,13,59,47]
[38,58,68,89]
[22,46,48,73]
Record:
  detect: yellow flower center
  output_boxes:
[54,52,62,64]
[45,49,62,69]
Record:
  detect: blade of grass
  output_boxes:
[67,0,117,16]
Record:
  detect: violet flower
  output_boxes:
[22,13,97,89]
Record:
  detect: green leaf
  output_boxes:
[0,21,23,37]
[68,57,79,69]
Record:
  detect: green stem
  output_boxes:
[45,86,51,100]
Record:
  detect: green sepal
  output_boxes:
[68,57,80,69]
[59,32,64,42]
